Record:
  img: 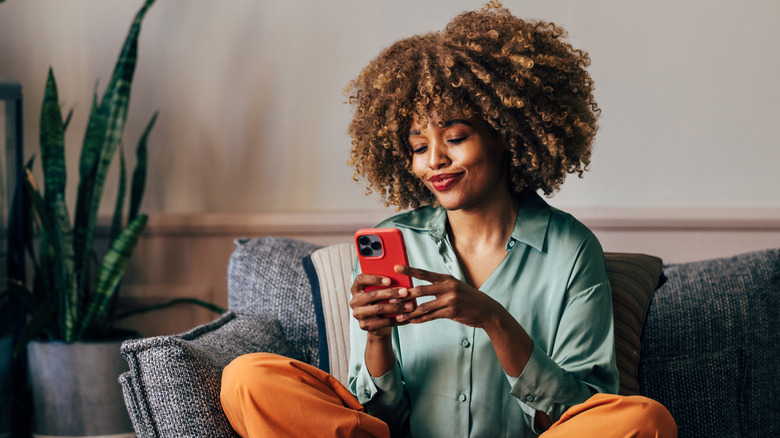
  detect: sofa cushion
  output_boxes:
[227,236,321,365]
[603,252,664,396]
[639,248,780,438]
[307,244,664,394]
[306,243,357,384]
[120,312,292,438]
[639,347,746,437]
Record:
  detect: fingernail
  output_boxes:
[398,288,407,297]
[382,278,391,285]
[404,302,414,310]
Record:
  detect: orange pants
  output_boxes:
[220,353,676,438]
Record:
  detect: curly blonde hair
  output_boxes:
[346,3,599,210]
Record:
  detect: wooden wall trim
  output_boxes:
[119,208,780,337]
[144,208,780,235]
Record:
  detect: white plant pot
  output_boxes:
[27,336,136,438]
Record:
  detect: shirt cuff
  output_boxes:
[505,374,537,418]
[509,341,564,415]
[354,359,405,412]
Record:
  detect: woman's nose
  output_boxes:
[428,139,451,169]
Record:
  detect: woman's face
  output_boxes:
[408,111,509,212]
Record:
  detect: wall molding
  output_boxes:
[135,209,780,266]
[118,208,780,337]
[143,207,780,235]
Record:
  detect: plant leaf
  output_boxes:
[77,213,148,339]
[24,169,70,340]
[39,68,66,203]
[73,86,107,281]
[72,0,155,303]
[62,107,74,132]
[7,278,41,315]
[50,193,78,341]
[115,297,226,320]
[77,85,106,183]
[128,111,157,222]
[111,143,128,241]
[13,300,57,357]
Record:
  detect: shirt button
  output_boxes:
[508,240,515,247]
[459,394,467,402]
[525,394,535,403]
[461,338,471,348]
[364,389,371,398]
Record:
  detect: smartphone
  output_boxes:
[354,228,415,317]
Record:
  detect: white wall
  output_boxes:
[1,0,779,214]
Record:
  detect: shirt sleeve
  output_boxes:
[347,260,411,433]
[507,234,619,425]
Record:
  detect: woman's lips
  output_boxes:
[429,173,463,191]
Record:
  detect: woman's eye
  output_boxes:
[412,145,428,154]
[447,136,467,144]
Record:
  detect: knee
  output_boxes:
[221,354,254,403]
[625,396,677,438]
[221,353,283,401]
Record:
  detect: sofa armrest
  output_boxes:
[120,311,292,438]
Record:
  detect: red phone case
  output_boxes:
[355,228,415,317]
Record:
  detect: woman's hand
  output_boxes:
[349,273,413,338]
[393,265,502,328]
[395,265,535,378]
[350,272,415,377]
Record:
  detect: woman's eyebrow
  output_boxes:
[408,119,473,137]
[442,119,473,128]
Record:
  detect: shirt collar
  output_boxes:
[391,190,550,253]
[508,190,550,253]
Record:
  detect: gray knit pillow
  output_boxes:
[120,312,292,438]
[227,237,320,365]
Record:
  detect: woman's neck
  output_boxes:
[445,190,520,254]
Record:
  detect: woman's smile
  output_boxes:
[428,172,464,191]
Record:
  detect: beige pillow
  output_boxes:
[309,243,356,384]
[604,252,663,395]
[310,244,663,395]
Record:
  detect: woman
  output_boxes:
[221,3,676,437]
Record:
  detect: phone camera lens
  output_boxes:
[371,241,382,251]
[358,236,370,246]
[361,247,373,256]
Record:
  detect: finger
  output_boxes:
[394,265,448,283]
[397,306,448,325]
[405,283,444,298]
[395,296,444,322]
[351,287,410,308]
[356,315,398,333]
[352,298,412,320]
[352,273,392,292]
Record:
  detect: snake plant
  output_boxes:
[13,0,160,344]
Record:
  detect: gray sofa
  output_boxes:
[119,237,780,437]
